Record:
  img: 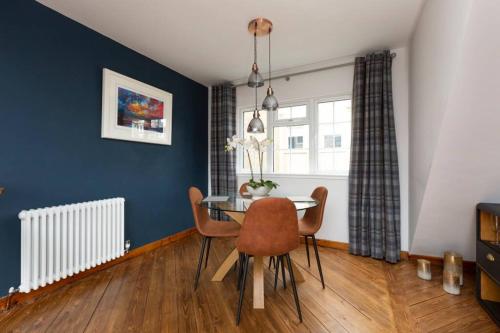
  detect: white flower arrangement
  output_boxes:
[225,135,278,190]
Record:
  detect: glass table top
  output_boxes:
[198,194,319,213]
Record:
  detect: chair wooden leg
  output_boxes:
[194,236,208,290]
[280,256,287,289]
[285,254,303,322]
[312,235,325,289]
[236,254,249,325]
[204,237,212,269]
[304,236,311,267]
[274,256,280,290]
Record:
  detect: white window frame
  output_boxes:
[236,94,352,178]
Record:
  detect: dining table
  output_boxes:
[198,194,319,309]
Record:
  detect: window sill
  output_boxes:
[236,173,348,181]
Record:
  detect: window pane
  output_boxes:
[277,107,290,120]
[273,125,309,174]
[318,152,334,171]
[242,110,268,170]
[291,105,307,119]
[333,123,351,149]
[318,102,334,123]
[277,105,307,120]
[333,151,350,173]
[317,99,352,173]
[334,100,352,123]
[318,124,334,149]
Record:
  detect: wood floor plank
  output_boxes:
[83,256,145,332]
[416,298,485,332]
[142,247,167,332]
[121,250,156,332]
[0,235,496,333]
[46,265,115,332]
[175,238,200,333]
[292,246,397,330]
[0,284,72,332]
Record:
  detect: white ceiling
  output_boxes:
[37,0,424,86]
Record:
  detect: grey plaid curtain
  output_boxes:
[210,85,237,219]
[348,50,401,263]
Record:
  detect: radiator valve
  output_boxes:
[124,240,131,254]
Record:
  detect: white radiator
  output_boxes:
[18,197,125,293]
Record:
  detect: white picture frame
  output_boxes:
[101,68,173,145]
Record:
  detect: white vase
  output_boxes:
[247,186,271,197]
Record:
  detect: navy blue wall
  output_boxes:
[0,1,208,294]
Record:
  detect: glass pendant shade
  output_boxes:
[247,110,265,133]
[262,87,279,111]
[247,63,264,88]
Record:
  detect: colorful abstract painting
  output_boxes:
[117,87,165,133]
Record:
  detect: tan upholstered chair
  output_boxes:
[235,198,302,325]
[188,187,240,290]
[299,186,328,288]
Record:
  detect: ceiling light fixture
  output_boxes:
[262,24,278,111]
[246,18,275,133]
[247,82,265,133]
[247,20,265,88]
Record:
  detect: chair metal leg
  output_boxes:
[236,254,249,326]
[304,236,311,267]
[194,236,208,290]
[204,237,212,269]
[285,254,303,322]
[268,256,275,269]
[274,256,280,290]
[312,235,325,289]
[237,253,244,290]
[280,256,287,289]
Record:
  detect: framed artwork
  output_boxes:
[101,68,173,145]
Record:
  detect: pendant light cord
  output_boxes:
[268,29,272,87]
[254,85,258,112]
[253,23,257,66]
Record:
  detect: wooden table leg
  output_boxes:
[210,211,245,282]
[211,248,239,282]
[253,256,264,309]
[224,211,245,225]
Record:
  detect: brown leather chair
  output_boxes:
[299,187,328,288]
[238,182,249,196]
[188,187,240,290]
[239,182,278,268]
[235,198,302,325]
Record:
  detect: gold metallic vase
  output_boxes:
[417,259,432,280]
[443,251,463,286]
[443,270,461,295]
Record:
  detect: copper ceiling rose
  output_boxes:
[248,18,273,36]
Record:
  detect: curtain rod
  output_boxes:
[233,52,396,87]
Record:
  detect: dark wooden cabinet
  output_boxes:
[476,203,500,326]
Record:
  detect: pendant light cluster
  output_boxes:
[246,18,278,133]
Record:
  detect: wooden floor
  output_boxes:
[0,234,497,332]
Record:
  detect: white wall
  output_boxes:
[409,0,472,248]
[236,47,410,250]
[410,0,500,260]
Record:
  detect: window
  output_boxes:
[238,97,351,176]
[276,105,307,120]
[273,125,309,173]
[317,99,352,174]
